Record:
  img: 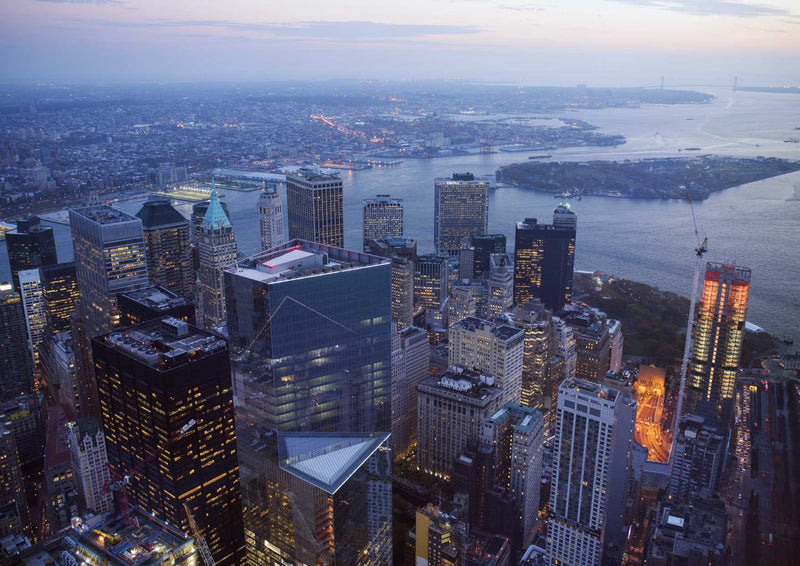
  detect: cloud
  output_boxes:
[90,19,482,38]
[609,0,794,18]
[37,0,123,4]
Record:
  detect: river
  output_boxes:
[2,87,799,337]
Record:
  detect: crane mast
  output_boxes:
[182,502,216,566]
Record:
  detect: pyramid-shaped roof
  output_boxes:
[278,432,390,494]
[135,198,187,229]
[200,182,232,231]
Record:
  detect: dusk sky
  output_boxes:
[1,0,799,85]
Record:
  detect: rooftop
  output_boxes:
[450,316,523,342]
[420,367,502,401]
[363,195,403,206]
[286,166,341,183]
[70,205,140,225]
[278,432,390,494]
[486,403,543,434]
[229,239,388,284]
[119,286,192,312]
[135,199,188,229]
[45,404,74,469]
[561,378,620,403]
[98,317,227,371]
[199,188,231,231]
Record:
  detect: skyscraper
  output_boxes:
[434,173,490,255]
[415,254,448,311]
[668,414,725,502]
[66,417,113,516]
[686,262,751,429]
[17,269,46,368]
[0,420,29,538]
[224,240,392,563]
[449,316,525,405]
[0,282,34,401]
[394,326,429,460]
[548,379,636,566]
[363,195,403,251]
[4,216,57,290]
[508,301,553,413]
[513,209,576,311]
[196,189,237,329]
[191,197,229,243]
[68,205,149,340]
[258,181,286,251]
[368,237,417,330]
[135,198,194,297]
[40,262,79,335]
[117,285,195,327]
[468,233,507,278]
[286,167,344,247]
[92,317,245,565]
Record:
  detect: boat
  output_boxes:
[784,336,794,345]
[685,147,702,151]
[528,153,553,160]
[783,138,800,143]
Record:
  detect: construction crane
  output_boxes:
[672,194,708,447]
[102,419,197,528]
[182,502,216,566]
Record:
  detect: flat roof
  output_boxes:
[70,205,140,225]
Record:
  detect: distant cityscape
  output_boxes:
[0,82,797,566]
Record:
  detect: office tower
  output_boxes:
[0,396,43,467]
[508,301,553,412]
[92,317,244,565]
[192,198,230,243]
[486,260,514,318]
[669,414,725,501]
[4,216,57,290]
[43,404,77,531]
[367,236,418,262]
[391,328,406,461]
[69,205,149,340]
[469,234,507,278]
[417,368,503,479]
[286,167,344,247]
[369,237,417,330]
[40,262,79,335]
[394,326,429,460]
[481,403,545,556]
[363,195,404,251]
[118,285,195,327]
[513,212,576,311]
[552,316,577,381]
[136,198,194,297]
[17,269,46,367]
[567,314,611,382]
[686,263,751,429]
[415,254,448,310]
[434,173,490,256]
[448,286,477,328]
[258,181,286,251]
[66,417,112,515]
[196,189,237,329]
[552,202,577,229]
[412,503,469,566]
[0,283,34,401]
[449,316,524,405]
[0,421,29,538]
[607,319,624,374]
[646,499,728,566]
[147,164,187,188]
[225,240,391,433]
[40,332,79,413]
[548,379,636,566]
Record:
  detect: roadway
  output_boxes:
[634,387,671,462]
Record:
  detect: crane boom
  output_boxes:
[182,502,216,566]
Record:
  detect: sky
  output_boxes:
[1,0,799,86]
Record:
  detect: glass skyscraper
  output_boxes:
[286,167,344,247]
[4,216,57,290]
[434,173,490,256]
[362,195,404,252]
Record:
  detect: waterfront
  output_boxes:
[2,88,798,338]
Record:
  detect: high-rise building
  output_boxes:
[135,198,194,297]
[0,283,34,401]
[567,313,611,382]
[686,263,751,429]
[513,210,576,311]
[40,332,79,413]
[4,216,57,290]
[417,368,503,479]
[118,285,195,327]
[225,240,392,433]
[196,189,237,329]
[548,379,636,566]
[192,198,230,243]
[668,414,725,502]
[552,202,577,229]
[286,167,344,247]
[415,254,448,311]
[486,259,514,317]
[369,238,417,330]
[607,319,624,374]
[394,326,429,460]
[40,262,79,335]
[66,417,112,516]
[363,195,403,251]
[507,301,553,413]
[411,503,469,566]
[43,404,77,531]
[481,403,545,556]
[258,181,286,251]
[68,205,149,340]
[434,173,490,255]
[448,286,477,328]
[17,269,46,368]
[449,316,524,405]
[468,234,507,278]
[92,317,245,565]
[0,421,29,538]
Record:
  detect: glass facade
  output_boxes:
[41,262,79,335]
[434,174,490,256]
[286,169,344,248]
[362,195,404,252]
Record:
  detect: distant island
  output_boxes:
[736,86,800,95]
[496,156,800,200]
